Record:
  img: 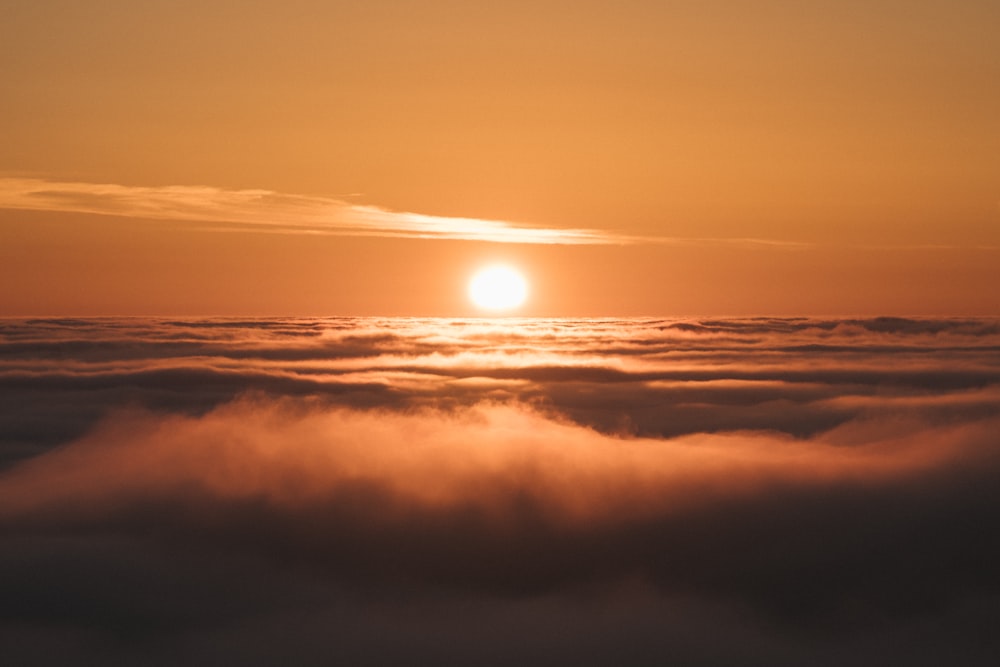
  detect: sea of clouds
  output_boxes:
[1,317,999,665]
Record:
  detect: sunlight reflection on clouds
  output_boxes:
[1,316,999,665]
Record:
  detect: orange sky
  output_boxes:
[2,0,998,315]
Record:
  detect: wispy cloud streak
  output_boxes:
[0,178,817,248]
[0,178,625,244]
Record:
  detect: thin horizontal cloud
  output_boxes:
[0,178,814,248]
[0,178,623,245]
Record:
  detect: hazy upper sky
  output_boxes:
[2,0,998,315]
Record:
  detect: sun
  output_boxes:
[468,265,528,311]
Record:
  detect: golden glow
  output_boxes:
[1,2,998,316]
[468,265,528,311]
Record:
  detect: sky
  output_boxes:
[2,0,999,315]
[2,316,999,664]
[4,5,1000,660]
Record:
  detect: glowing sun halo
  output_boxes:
[468,265,528,311]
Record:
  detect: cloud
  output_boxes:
[2,398,1000,664]
[2,316,997,456]
[0,178,816,248]
[2,316,1000,664]
[0,178,626,245]
[3,396,999,595]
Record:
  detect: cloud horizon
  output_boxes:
[2,316,999,665]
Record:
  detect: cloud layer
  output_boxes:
[2,317,1000,664]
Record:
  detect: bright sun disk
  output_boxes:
[468,265,528,311]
